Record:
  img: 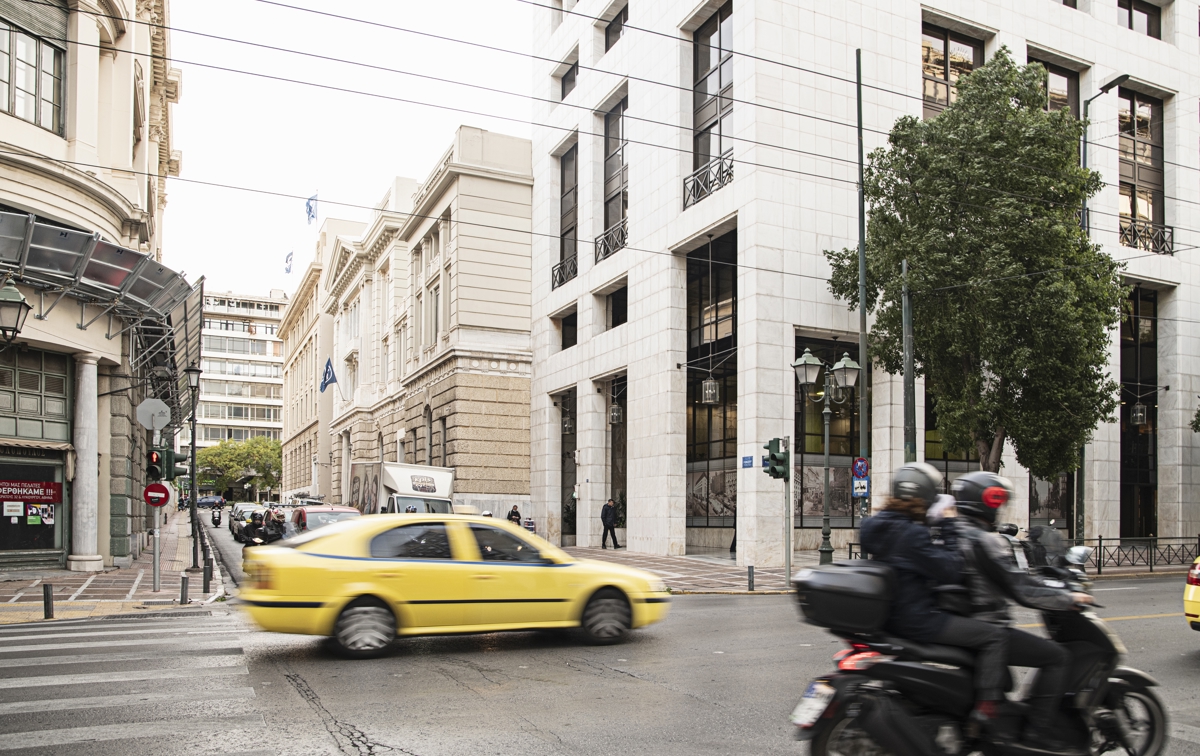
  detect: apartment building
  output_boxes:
[529,0,1200,564]
[191,291,286,450]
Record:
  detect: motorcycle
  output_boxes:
[211,507,222,527]
[790,533,1167,756]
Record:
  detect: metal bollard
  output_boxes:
[43,584,54,619]
[180,574,189,605]
[203,558,212,593]
[748,565,754,592]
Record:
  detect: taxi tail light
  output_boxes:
[247,564,274,590]
[1188,563,1200,586]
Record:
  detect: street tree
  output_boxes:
[825,48,1125,478]
[196,440,245,493]
[241,436,283,491]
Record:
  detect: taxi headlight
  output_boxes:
[648,579,669,594]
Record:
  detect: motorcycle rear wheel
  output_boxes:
[811,707,889,756]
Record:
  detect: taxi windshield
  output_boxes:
[281,517,364,547]
[393,497,453,514]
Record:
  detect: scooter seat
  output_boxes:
[877,635,977,668]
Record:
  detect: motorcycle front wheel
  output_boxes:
[1105,686,1168,756]
[811,704,889,756]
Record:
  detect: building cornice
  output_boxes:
[399,160,533,242]
[278,261,322,337]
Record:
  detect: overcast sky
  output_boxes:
[161,0,534,297]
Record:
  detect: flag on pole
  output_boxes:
[319,358,338,393]
[306,194,318,225]
[284,251,293,274]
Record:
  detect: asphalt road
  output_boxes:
[3,528,1197,756]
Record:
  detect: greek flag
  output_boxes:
[305,194,318,225]
[284,251,293,274]
[319,358,337,393]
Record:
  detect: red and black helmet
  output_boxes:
[950,471,1015,525]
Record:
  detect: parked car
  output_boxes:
[197,495,225,509]
[287,505,361,537]
[239,514,671,658]
[1186,557,1200,632]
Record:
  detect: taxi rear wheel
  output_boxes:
[581,589,631,645]
[331,599,396,659]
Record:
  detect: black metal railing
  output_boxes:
[1119,218,1174,255]
[848,535,1199,574]
[551,255,578,290]
[683,150,734,209]
[595,218,627,263]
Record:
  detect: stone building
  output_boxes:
[0,0,198,570]
[529,0,1200,563]
[308,127,534,513]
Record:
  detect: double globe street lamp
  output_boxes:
[792,348,861,565]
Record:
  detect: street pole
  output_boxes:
[784,434,793,579]
[189,404,199,570]
[820,373,834,565]
[902,260,916,462]
[856,48,870,514]
[152,503,160,592]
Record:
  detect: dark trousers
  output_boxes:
[932,615,1009,701]
[1006,627,1069,731]
[602,524,619,548]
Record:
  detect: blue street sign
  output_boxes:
[852,457,869,479]
[852,477,870,498]
[742,456,753,469]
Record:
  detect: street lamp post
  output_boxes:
[793,349,861,565]
[184,364,202,570]
[0,278,33,346]
[1081,73,1129,232]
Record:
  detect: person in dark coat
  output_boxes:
[859,463,1007,735]
[507,505,522,525]
[600,499,620,549]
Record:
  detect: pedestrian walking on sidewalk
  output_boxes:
[507,505,522,525]
[601,499,620,549]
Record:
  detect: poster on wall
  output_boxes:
[2,502,21,517]
[348,463,381,515]
[41,505,54,525]
[0,481,62,503]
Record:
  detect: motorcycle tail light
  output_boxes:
[837,651,892,671]
[1188,563,1200,587]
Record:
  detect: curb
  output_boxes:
[1092,569,1188,581]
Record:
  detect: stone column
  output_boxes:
[68,354,102,571]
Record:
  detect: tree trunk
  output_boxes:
[975,426,1006,473]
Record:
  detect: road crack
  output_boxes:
[284,671,418,756]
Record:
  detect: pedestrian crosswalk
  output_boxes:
[0,610,272,754]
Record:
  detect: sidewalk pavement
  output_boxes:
[563,546,1190,593]
[0,509,226,624]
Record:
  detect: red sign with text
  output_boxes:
[0,481,62,503]
[144,483,171,507]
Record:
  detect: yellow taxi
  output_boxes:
[1186,556,1200,632]
[239,514,671,657]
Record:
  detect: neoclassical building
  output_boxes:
[0,0,197,571]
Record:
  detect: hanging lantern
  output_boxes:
[609,404,624,425]
[1130,402,1147,426]
[701,377,720,405]
[562,414,575,435]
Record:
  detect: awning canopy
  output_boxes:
[0,211,202,437]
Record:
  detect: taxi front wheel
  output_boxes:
[331,599,396,659]
[581,589,631,645]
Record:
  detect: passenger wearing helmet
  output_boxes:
[245,511,265,543]
[481,510,493,518]
[404,505,418,514]
[951,471,1092,753]
[859,463,1008,733]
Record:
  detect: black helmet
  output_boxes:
[891,463,943,507]
[251,512,264,524]
[950,471,1014,525]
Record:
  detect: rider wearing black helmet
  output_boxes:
[951,471,1092,754]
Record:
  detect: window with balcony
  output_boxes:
[605,5,627,52]
[1118,0,1161,39]
[685,1,733,209]
[606,286,628,329]
[554,145,579,289]
[596,98,628,263]
[560,60,578,100]
[0,20,64,134]
[921,24,982,119]
[1118,89,1171,254]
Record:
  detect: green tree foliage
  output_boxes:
[825,49,1124,478]
[196,437,283,493]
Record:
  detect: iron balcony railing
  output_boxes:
[595,218,628,263]
[551,255,578,290]
[683,150,734,209]
[1119,217,1174,255]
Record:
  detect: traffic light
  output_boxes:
[163,449,189,481]
[763,438,790,480]
[146,450,162,481]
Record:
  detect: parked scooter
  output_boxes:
[790,536,1167,756]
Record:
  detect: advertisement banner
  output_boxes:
[0,481,62,503]
[348,463,381,515]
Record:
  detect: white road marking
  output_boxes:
[66,575,96,601]
[1,650,244,668]
[124,569,145,599]
[1094,587,1139,592]
[0,638,246,654]
[0,686,256,715]
[0,625,242,642]
[0,663,248,689]
[5,593,22,603]
[1174,723,1200,745]
[0,714,265,751]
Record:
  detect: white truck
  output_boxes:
[348,462,456,515]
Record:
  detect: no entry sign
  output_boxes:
[143,483,171,507]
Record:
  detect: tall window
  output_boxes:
[560,60,577,100]
[1118,0,1161,38]
[692,1,732,171]
[554,144,578,290]
[1117,89,1170,253]
[1120,288,1157,537]
[921,24,982,118]
[1031,58,1078,115]
[430,285,441,340]
[605,6,627,52]
[0,21,64,133]
[600,98,628,258]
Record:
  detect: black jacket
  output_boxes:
[601,504,617,526]
[953,518,1076,625]
[507,509,522,524]
[859,510,965,642]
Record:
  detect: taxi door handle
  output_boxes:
[472,574,497,580]
[376,572,401,579]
